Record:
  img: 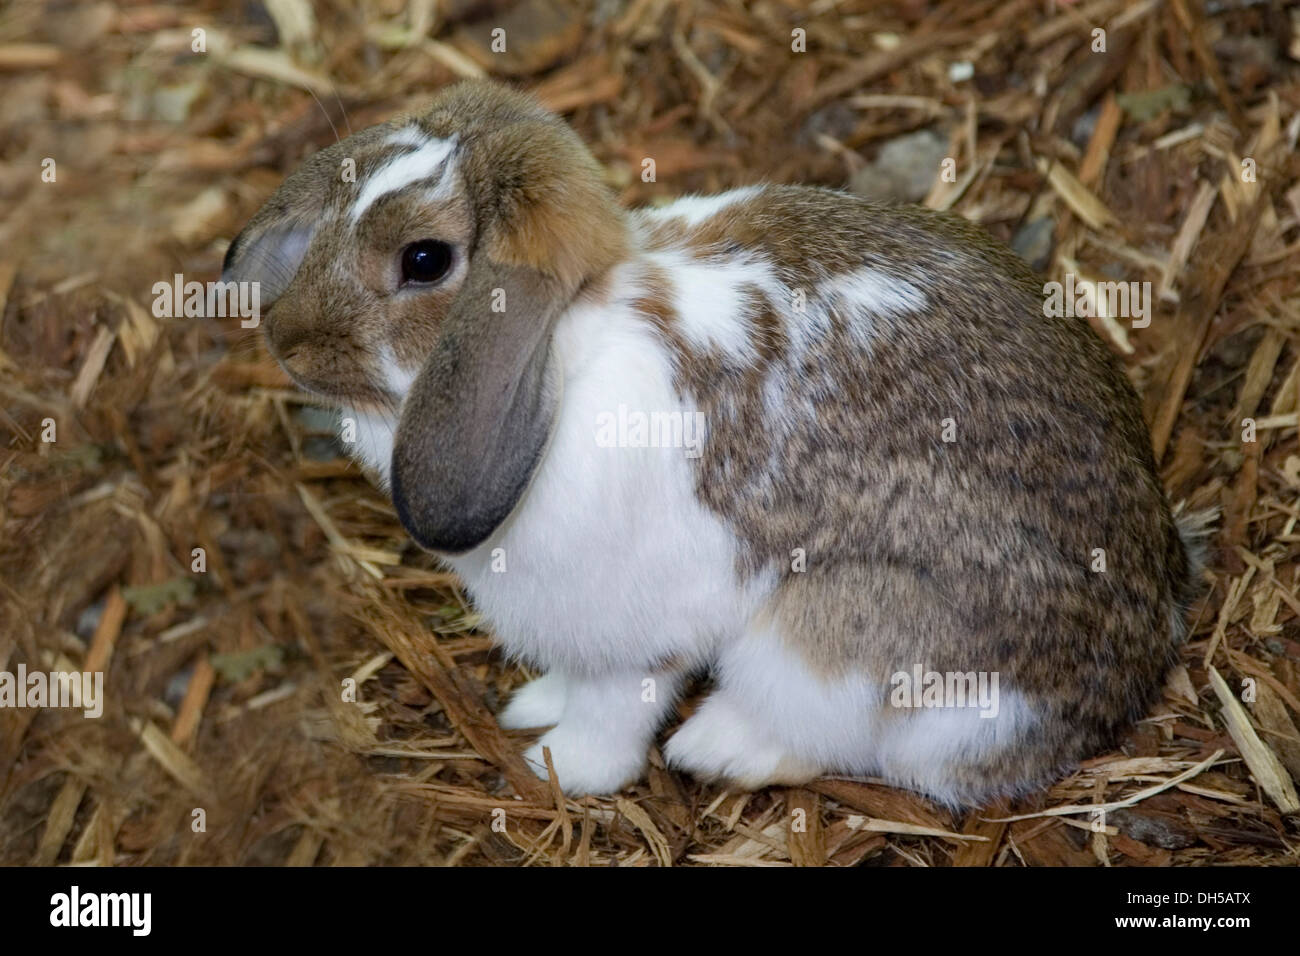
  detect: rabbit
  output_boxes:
[223,80,1208,808]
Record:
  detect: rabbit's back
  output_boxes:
[636,187,1193,801]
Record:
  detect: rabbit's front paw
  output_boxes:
[665,693,820,790]
[523,725,646,795]
[499,671,567,729]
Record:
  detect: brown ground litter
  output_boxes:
[2,0,1299,866]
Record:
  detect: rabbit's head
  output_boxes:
[224,81,627,554]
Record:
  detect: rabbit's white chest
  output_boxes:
[443,289,755,674]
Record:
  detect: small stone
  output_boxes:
[849,128,949,204]
[1011,217,1055,272]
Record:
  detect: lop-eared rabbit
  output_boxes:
[225,81,1206,807]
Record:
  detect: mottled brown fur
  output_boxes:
[636,186,1197,803]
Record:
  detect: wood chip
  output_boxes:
[1207,667,1300,814]
[130,718,211,797]
[617,798,673,867]
[69,324,115,409]
[785,788,826,867]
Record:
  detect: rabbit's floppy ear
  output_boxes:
[221,216,314,309]
[222,162,327,307]
[391,92,626,554]
[222,133,385,307]
[390,262,566,554]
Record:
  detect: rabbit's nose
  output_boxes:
[265,312,311,361]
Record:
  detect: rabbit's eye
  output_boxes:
[400,240,453,285]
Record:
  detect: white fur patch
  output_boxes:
[820,266,929,346]
[643,246,777,366]
[337,403,400,488]
[664,690,819,788]
[386,125,428,148]
[665,620,1036,805]
[443,263,762,677]
[378,344,417,397]
[643,187,776,366]
[499,671,568,729]
[520,671,684,794]
[350,134,458,223]
[652,187,763,226]
[334,346,418,486]
[871,688,1033,803]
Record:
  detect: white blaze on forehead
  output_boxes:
[387,125,428,148]
[350,131,458,224]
